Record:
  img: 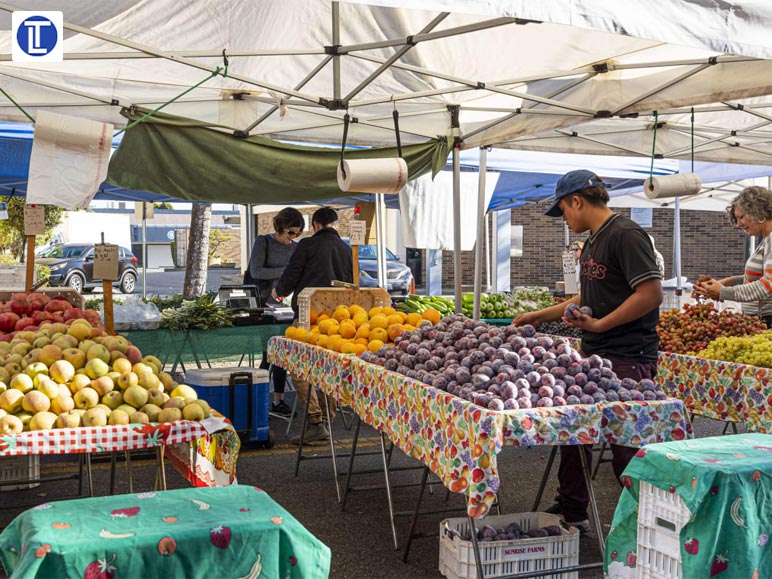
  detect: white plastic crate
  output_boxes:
[0,455,40,491]
[635,481,692,579]
[439,512,580,579]
[0,266,25,290]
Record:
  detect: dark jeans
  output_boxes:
[556,354,657,522]
[260,345,287,395]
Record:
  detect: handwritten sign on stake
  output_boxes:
[349,220,367,246]
[24,205,45,236]
[93,243,120,280]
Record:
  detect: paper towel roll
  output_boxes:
[644,173,702,199]
[337,158,408,194]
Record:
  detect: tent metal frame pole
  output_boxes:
[338,16,513,54]
[554,130,651,156]
[342,13,449,104]
[0,68,117,105]
[472,148,488,320]
[0,49,327,61]
[674,196,682,293]
[0,2,325,106]
[485,212,492,294]
[245,55,334,132]
[332,2,341,101]
[452,146,462,314]
[374,193,388,289]
[610,63,711,115]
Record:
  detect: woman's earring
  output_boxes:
[758,218,766,223]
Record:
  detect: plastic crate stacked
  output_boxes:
[635,481,692,579]
[439,512,580,579]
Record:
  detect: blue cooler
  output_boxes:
[185,367,270,442]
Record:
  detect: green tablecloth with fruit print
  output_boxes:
[267,337,691,519]
[605,434,772,579]
[656,351,772,433]
[0,485,331,579]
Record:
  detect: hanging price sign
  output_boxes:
[93,243,120,280]
[24,204,45,235]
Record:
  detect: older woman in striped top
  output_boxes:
[693,185,772,325]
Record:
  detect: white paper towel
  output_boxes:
[27,111,113,210]
[337,158,408,194]
[643,173,702,199]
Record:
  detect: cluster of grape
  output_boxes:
[657,301,767,355]
[698,331,772,367]
[539,321,583,339]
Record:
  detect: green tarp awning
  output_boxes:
[107,107,451,204]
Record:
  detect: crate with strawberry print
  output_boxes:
[0,455,40,491]
[635,481,693,579]
[439,512,580,579]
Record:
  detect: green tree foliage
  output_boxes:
[154,202,174,210]
[0,199,65,259]
[208,228,230,261]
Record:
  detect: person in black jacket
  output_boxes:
[275,207,353,444]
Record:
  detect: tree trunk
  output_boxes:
[183,203,212,298]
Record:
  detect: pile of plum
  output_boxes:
[446,521,563,542]
[360,315,667,411]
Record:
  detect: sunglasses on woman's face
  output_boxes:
[286,229,301,237]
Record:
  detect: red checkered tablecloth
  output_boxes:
[0,421,209,456]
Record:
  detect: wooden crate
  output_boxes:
[0,288,85,309]
[296,286,391,329]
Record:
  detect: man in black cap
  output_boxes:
[275,206,353,444]
[514,169,663,532]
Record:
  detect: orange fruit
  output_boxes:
[339,321,357,339]
[369,327,388,343]
[381,306,396,316]
[355,323,371,340]
[341,342,355,354]
[386,314,404,326]
[403,324,415,332]
[387,323,404,341]
[315,334,329,348]
[352,312,369,327]
[284,326,297,339]
[354,338,369,347]
[309,308,319,325]
[368,306,383,318]
[327,335,343,351]
[422,308,441,325]
[317,313,330,322]
[349,304,366,315]
[350,343,367,356]
[333,307,351,322]
[369,314,388,329]
[368,339,385,353]
[406,313,422,327]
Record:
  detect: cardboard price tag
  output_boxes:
[349,220,367,246]
[24,205,45,236]
[93,243,120,281]
[562,250,578,295]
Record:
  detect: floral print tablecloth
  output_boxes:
[268,337,691,518]
[0,485,330,579]
[656,351,772,433]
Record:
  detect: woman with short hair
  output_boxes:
[694,186,772,325]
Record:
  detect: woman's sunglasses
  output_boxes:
[286,229,301,237]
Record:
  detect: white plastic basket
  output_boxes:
[439,512,580,579]
[0,266,25,290]
[0,455,40,491]
[635,481,692,579]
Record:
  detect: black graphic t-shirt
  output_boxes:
[579,213,661,362]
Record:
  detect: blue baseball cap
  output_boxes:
[544,169,605,217]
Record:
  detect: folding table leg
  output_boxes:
[401,465,430,562]
[159,446,167,491]
[109,452,117,495]
[532,446,557,511]
[324,397,342,503]
[467,514,485,579]
[591,442,607,480]
[125,451,133,494]
[341,416,362,512]
[379,432,399,550]
[294,380,314,478]
[78,454,84,496]
[85,453,94,497]
[578,445,605,555]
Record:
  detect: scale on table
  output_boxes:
[217,285,295,325]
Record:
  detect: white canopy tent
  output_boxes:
[1,0,772,311]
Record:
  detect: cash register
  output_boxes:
[217,285,295,325]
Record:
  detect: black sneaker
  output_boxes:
[544,503,563,515]
[271,401,293,417]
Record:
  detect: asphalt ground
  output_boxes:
[0,409,734,579]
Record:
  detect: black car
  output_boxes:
[37,243,139,294]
